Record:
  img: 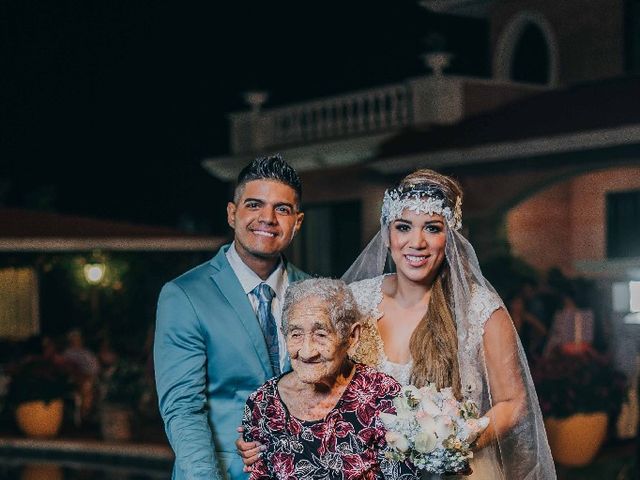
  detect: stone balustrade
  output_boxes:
[229,83,413,154]
[226,76,546,156]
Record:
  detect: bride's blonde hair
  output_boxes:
[398,169,463,397]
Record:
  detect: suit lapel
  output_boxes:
[284,258,310,283]
[209,247,274,378]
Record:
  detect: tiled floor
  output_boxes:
[0,436,173,479]
[0,430,637,479]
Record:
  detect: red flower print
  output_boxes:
[378,398,395,414]
[310,412,355,455]
[342,365,401,427]
[271,452,296,480]
[343,453,378,480]
[356,426,383,447]
[288,416,302,436]
[265,401,287,431]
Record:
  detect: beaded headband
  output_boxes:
[380,183,463,231]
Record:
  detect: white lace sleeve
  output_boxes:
[349,276,384,318]
[460,286,504,399]
[468,286,503,340]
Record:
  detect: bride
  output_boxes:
[343,169,556,479]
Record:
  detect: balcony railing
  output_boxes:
[228,76,546,155]
[230,83,413,154]
[269,84,413,143]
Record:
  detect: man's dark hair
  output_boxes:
[234,154,302,205]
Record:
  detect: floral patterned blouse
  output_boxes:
[242,363,417,480]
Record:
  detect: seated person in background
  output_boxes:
[63,329,100,378]
[63,329,99,420]
[243,278,417,480]
[544,288,594,356]
[42,335,69,370]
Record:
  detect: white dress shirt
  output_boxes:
[226,242,289,372]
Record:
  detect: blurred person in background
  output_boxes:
[62,328,99,422]
[544,286,595,356]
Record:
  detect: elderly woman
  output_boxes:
[242,278,417,480]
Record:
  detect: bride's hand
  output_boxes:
[235,426,265,471]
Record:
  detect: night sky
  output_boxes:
[2,1,487,234]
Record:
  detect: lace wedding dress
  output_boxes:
[349,275,503,480]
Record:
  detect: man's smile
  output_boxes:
[250,228,278,238]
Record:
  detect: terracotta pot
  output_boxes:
[21,464,63,480]
[545,412,608,466]
[100,404,133,441]
[15,399,64,438]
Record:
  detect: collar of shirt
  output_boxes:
[226,242,290,371]
[225,242,288,301]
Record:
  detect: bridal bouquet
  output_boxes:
[380,384,489,475]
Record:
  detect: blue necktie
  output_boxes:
[253,283,280,376]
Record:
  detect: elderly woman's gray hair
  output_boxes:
[282,278,360,341]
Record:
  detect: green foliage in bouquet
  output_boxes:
[6,357,73,406]
[532,346,627,419]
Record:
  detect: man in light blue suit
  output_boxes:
[154,155,308,480]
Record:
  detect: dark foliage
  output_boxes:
[532,346,627,419]
[6,357,73,406]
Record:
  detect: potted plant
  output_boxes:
[6,356,73,438]
[98,358,147,441]
[532,346,627,466]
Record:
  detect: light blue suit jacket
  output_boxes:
[154,244,308,480]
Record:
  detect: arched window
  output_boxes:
[494,12,559,86]
[511,23,550,84]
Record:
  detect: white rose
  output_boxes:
[419,383,438,398]
[439,387,455,401]
[386,431,410,452]
[414,430,438,454]
[393,396,413,416]
[456,421,470,442]
[417,413,436,433]
[440,398,459,417]
[433,415,454,442]
[419,396,442,417]
[379,412,398,428]
[393,397,411,413]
